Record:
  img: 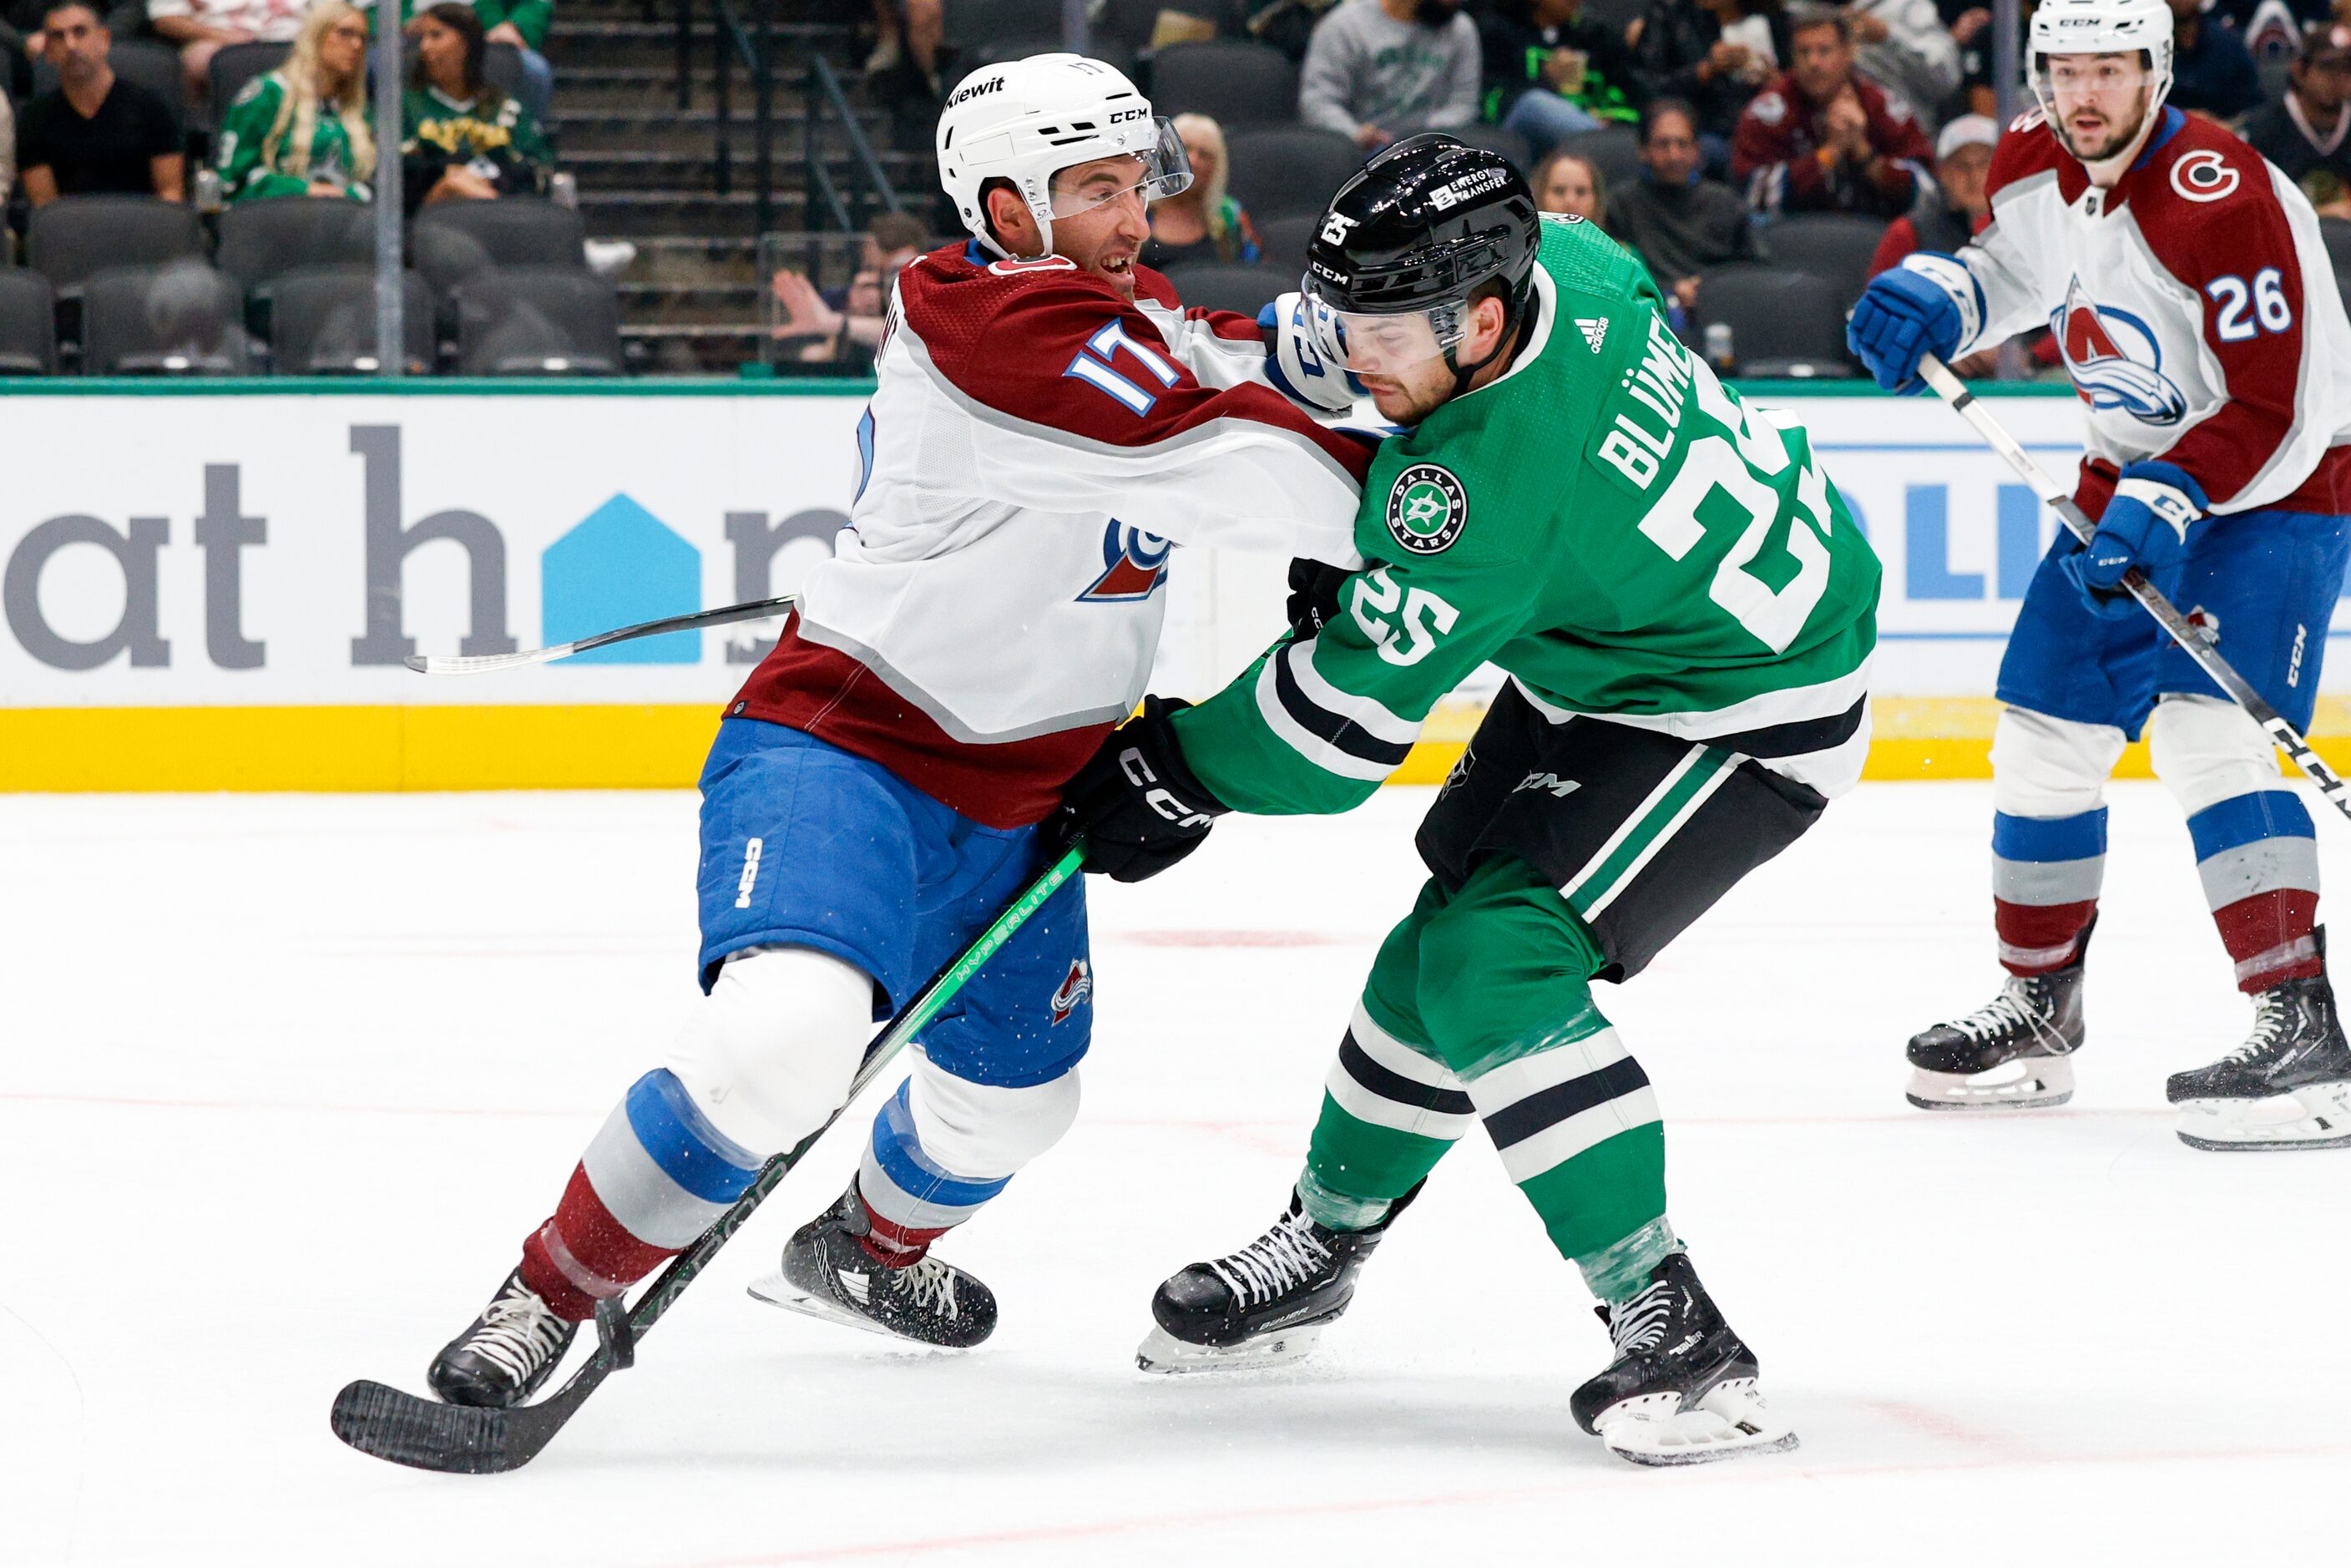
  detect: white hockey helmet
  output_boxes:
[935,53,1191,260]
[2028,0,2177,130]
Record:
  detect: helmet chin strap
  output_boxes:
[1438,289,1538,401]
[2042,78,2171,186]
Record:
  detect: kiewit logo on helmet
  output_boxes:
[948,76,1004,105]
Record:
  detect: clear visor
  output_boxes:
[1046,119,1193,221]
[2030,51,2152,117]
[1329,303,1465,377]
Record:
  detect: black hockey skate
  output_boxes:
[1904,918,2092,1111]
[746,1181,997,1348]
[427,1269,579,1409]
[2169,936,2351,1151]
[1570,1252,1795,1466]
[1135,1181,1422,1373]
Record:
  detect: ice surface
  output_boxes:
[5,782,2349,1566]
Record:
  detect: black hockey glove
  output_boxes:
[1287,557,1353,639]
[1055,696,1230,883]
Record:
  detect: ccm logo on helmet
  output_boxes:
[2171,150,2239,202]
[1107,106,1148,124]
[948,76,1004,105]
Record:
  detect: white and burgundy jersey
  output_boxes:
[731,240,1373,828]
[1954,108,2351,517]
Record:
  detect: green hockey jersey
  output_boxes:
[1172,213,1883,816]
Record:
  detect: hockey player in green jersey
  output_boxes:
[1058,134,1880,1465]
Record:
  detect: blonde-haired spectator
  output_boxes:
[1141,113,1264,270]
[215,0,376,203]
[147,0,306,100]
[1532,145,1607,223]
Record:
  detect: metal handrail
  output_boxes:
[665,1,904,239]
[801,54,904,234]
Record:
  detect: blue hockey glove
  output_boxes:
[1846,253,1984,393]
[1261,291,1359,414]
[2060,461,2206,620]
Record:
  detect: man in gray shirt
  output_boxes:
[1299,0,1482,151]
[1605,97,1762,318]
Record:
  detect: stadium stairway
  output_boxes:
[550,0,933,372]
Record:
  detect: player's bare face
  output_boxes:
[2046,53,2151,164]
[1342,296,1509,423]
[1048,156,1154,300]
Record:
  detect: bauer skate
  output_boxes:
[2170,937,2351,1151]
[1904,919,2091,1111]
[427,1269,579,1409]
[1570,1252,1796,1467]
[1136,1181,1421,1373]
[747,1181,997,1348]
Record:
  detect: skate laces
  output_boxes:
[1207,1210,1332,1308]
[1949,978,2054,1044]
[887,1255,963,1320]
[1607,1280,1676,1357]
[2224,989,2294,1065]
[471,1279,569,1383]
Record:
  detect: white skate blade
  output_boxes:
[746,1272,912,1342]
[1135,1321,1324,1374]
[1591,1378,1798,1468]
[2176,1080,2351,1151]
[1906,1055,2074,1112]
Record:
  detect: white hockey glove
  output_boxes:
[1261,291,1359,415]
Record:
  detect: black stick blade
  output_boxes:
[331,1379,535,1474]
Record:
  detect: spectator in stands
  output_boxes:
[1629,0,1787,169]
[1607,96,1761,316]
[2244,21,2351,184]
[402,3,549,212]
[1939,0,1995,119]
[1300,0,1484,151]
[215,0,374,202]
[3,7,36,108]
[771,210,928,371]
[1732,4,1930,217]
[1532,144,1607,216]
[2168,0,2262,119]
[3,3,40,107]
[471,0,553,122]
[0,83,14,209]
[1141,113,1263,268]
[1868,108,1990,268]
[1475,0,1641,160]
[18,1,184,205]
[149,0,306,100]
[1846,0,1960,129]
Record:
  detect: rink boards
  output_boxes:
[3,378,2348,791]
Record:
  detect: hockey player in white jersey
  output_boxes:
[1849,0,2351,1148]
[413,53,1377,1408]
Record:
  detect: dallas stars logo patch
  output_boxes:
[1384,463,1466,555]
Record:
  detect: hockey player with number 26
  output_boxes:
[410,52,1380,1410]
[1058,136,1882,1465]
[1849,0,2351,1148]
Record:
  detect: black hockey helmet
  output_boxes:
[1302,133,1540,380]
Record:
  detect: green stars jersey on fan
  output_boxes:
[1171,212,1883,816]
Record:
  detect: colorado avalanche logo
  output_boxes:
[1049,959,1092,1025]
[2052,278,2187,426]
[1078,518,1172,603]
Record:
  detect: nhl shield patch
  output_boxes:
[1384,464,1467,555]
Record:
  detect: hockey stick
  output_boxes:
[1918,353,2351,825]
[329,842,1087,1474]
[402,594,801,676]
